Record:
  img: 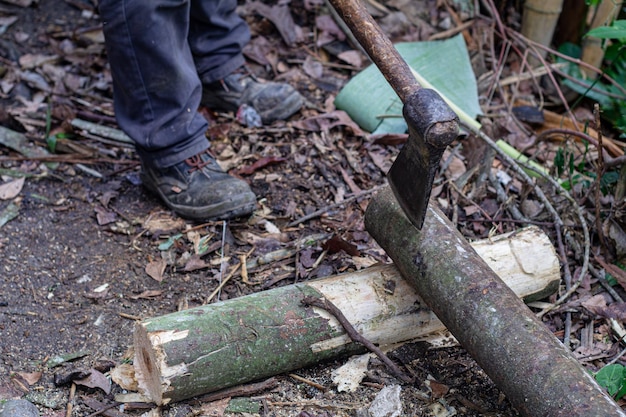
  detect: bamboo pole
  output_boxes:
[581,0,621,78]
[521,0,564,64]
[365,186,625,417]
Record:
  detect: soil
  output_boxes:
[0,0,624,416]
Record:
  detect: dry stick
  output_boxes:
[590,264,624,303]
[286,184,385,227]
[65,382,76,417]
[301,295,413,384]
[289,373,328,391]
[205,246,255,303]
[593,104,610,257]
[532,128,622,160]
[487,163,527,222]
[555,222,573,348]
[84,403,120,417]
[193,377,279,403]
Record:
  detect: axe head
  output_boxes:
[387,89,459,229]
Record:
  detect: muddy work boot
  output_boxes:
[141,151,256,221]
[202,71,303,124]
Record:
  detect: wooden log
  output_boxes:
[365,186,625,417]
[128,226,559,405]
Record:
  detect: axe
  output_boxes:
[327,0,459,228]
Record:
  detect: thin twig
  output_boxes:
[84,403,120,417]
[555,223,573,349]
[301,295,412,384]
[286,184,385,227]
[289,373,328,391]
[192,377,279,403]
[593,104,609,257]
[65,383,76,417]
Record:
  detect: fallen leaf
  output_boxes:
[0,177,25,200]
[315,14,345,47]
[292,111,366,136]
[74,369,111,394]
[16,371,41,386]
[183,255,211,272]
[18,53,59,69]
[322,235,360,256]
[337,50,363,67]
[236,156,286,176]
[129,290,163,300]
[302,56,323,79]
[248,1,302,46]
[143,211,186,234]
[145,259,167,282]
[428,380,449,399]
[199,397,230,417]
[94,206,116,225]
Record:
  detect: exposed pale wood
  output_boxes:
[127,226,558,404]
[365,186,625,417]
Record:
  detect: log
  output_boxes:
[365,186,625,417]
[127,226,559,405]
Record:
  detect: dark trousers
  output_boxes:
[98,0,250,168]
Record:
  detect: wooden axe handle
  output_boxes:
[327,0,420,102]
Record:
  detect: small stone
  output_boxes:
[0,399,40,417]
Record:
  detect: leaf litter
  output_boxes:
[0,0,625,416]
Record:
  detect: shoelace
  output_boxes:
[185,152,212,173]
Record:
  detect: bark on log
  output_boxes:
[365,186,625,417]
[129,226,559,405]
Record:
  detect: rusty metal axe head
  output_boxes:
[387,89,459,230]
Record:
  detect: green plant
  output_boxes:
[558,19,626,137]
[595,363,626,399]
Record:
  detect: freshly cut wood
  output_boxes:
[365,186,625,417]
[128,226,558,405]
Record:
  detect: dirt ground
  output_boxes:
[1,0,625,416]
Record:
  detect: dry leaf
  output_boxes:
[337,50,363,67]
[94,206,117,226]
[74,369,111,394]
[0,177,25,200]
[16,371,42,385]
[129,290,163,300]
[145,259,167,282]
[143,211,186,234]
[199,397,230,417]
[183,255,211,272]
[429,380,449,399]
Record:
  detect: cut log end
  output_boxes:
[134,322,164,405]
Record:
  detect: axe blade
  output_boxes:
[387,89,459,229]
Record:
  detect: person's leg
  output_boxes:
[98,0,256,221]
[98,0,208,169]
[188,0,250,83]
[187,0,303,124]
